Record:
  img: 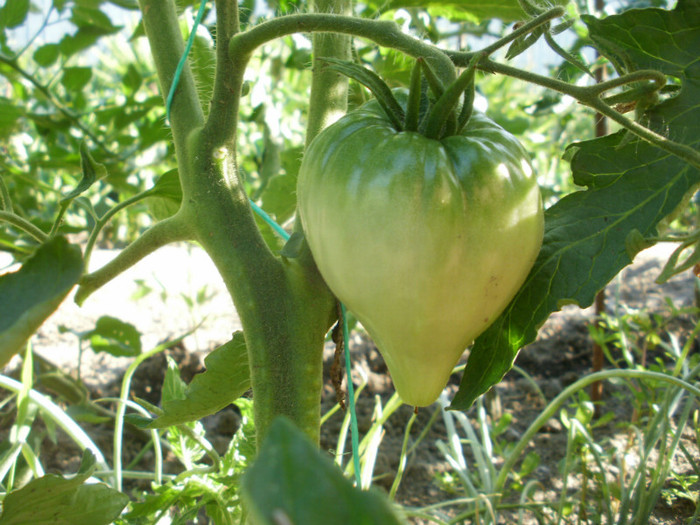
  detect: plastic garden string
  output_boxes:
[166,2,363,487]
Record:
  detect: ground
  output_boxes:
[1,242,698,523]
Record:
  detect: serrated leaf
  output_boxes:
[87,316,142,357]
[583,0,700,77]
[242,417,404,525]
[0,237,83,367]
[0,450,129,525]
[451,0,700,410]
[144,332,250,428]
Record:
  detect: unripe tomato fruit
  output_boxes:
[297,93,544,406]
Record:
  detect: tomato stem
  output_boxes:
[405,58,422,132]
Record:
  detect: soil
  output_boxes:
[2,242,699,524]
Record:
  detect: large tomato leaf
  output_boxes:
[0,237,83,367]
[242,417,405,525]
[451,0,700,410]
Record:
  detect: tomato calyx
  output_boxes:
[321,54,487,140]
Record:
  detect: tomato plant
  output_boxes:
[1,0,700,522]
[298,87,544,406]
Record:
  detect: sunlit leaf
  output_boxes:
[452,0,700,409]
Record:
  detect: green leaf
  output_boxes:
[146,169,182,221]
[260,174,297,224]
[242,417,405,525]
[61,67,93,92]
[280,231,305,259]
[386,0,526,23]
[61,142,107,203]
[144,332,251,428]
[583,0,700,77]
[87,316,142,357]
[162,355,188,402]
[451,0,700,410]
[0,450,129,525]
[0,237,83,367]
[0,97,24,138]
[71,6,122,33]
[58,28,101,57]
[0,0,30,29]
[121,63,142,93]
[33,44,61,67]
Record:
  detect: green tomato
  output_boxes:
[297,94,544,407]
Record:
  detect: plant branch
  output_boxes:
[477,7,565,57]
[466,58,700,171]
[202,0,241,146]
[228,14,457,87]
[74,213,194,305]
[0,175,12,213]
[0,211,48,243]
[82,190,159,269]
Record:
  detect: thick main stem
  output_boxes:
[138,0,335,444]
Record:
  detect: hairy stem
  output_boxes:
[0,211,48,243]
[229,14,456,87]
[138,0,204,164]
[470,59,700,170]
[306,0,353,146]
[74,213,193,305]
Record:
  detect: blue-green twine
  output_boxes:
[165,0,208,122]
[166,0,363,488]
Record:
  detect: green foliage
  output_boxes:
[242,417,405,525]
[0,450,128,525]
[1,0,700,522]
[451,0,700,410]
[0,237,83,366]
[143,332,251,429]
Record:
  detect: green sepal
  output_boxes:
[425,55,480,139]
[505,27,545,60]
[544,32,593,78]
[320,58,404,130]
[418,58,445,99]
[517,0,545,17]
